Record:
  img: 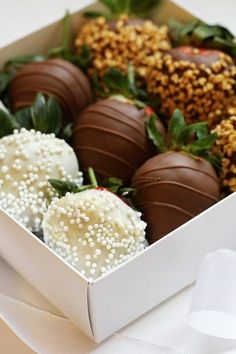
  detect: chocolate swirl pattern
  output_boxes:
[73,99,165,182]
[9,58,93,121]
[132,151,220,243]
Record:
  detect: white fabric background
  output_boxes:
[1,0,236,353]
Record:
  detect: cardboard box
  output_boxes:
[0,0,236,342]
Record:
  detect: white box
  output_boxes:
[0,0,236,343]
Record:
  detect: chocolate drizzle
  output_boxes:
[73,98,165,182]
[132,151,220,243]
[9,58,93,121]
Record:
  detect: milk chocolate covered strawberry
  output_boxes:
[73,67,165,182]
[132,109,220,243]
[9,58,93,121]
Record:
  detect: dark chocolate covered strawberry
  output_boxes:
[132,109,220,243]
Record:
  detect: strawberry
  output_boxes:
[43,168,146,281]
[75,0,170,81]
[132,109,221,243]
[147,45,236,127]
[73,64,165,183]
[212,115,236,193]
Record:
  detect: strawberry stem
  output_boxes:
[88,167,98,188]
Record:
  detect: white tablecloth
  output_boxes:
[1,0,236,352]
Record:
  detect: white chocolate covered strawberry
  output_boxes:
[0,129,82,231]
[42,182,146,281]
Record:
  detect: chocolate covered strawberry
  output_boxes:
[213,112,236,193]
[43,168,146,280]
[73,67,165,183]
[9,58,93,121]
[75,0,170,81]
[132,109,220,243]
[147,45,236,128]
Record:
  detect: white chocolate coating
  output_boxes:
[0,129,82,231]
[42,189,146,281]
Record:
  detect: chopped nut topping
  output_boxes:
[75,16,171,79]
[147,51,236,127]
[213,115,236,192]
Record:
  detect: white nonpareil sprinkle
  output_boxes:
[42,189,147,281]
[0,129,83,231]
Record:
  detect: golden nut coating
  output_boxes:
[213,116,236,192]
[75,15,171,79]
[147,47,236,127]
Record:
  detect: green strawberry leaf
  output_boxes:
[127,0,161,17]
[60,123,72,143]
[49,171,136,201]
[15,107,33,129]
[100,65,153,108]
[100,177,124,193]
[91,71,106,97]
[169,18,236,57]
[31,93,48,133]
[49,179,86,197]
[212,37,236,56]
[103,67,131,97]
[168,109,186,145]
[5,54,46,68]
[100,176,135,196]
[176,121,209,145]
[203,152,222,175]
[0,72,11,96]
[146,114,166,153]
[83,1,161,21]
[100,0,118,13]
[184,132,217,155]
[0,109,20,138]
[46,95,62,135]
[193,24,222,41]
[48,11,71,59]
[119,186,136,196]
[75,44,93,72]
[31,93,62,135]
[84,11,107,18]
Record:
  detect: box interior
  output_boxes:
[0,0,236,343]
[88,193,236,341]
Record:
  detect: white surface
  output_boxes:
[189,250,236,339]
[89,193,236,341]
[0,207,93,339]
[0,0,94,48]
[1,0,236,353]
[2,256,236,354]
[1,0,236,49]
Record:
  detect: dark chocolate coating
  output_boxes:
[107,19,145,31]
[132,151,220,243]
[169,46,223,67]
[9,58,93,121]
[73,98,165,182]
